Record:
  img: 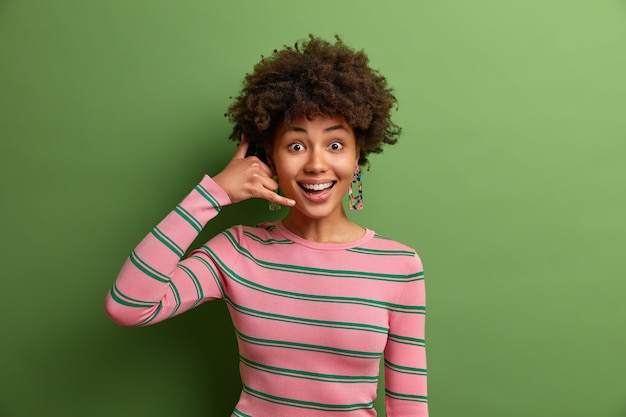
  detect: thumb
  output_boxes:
[233,138,249,160]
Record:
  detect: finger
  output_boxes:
[262,189,295,207]
[244,156,273,177]
[256,160,273,177]
[256,174,279,191]
[252,176,294,206]
[233,139,249,160]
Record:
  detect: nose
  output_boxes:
[304,146,328,174]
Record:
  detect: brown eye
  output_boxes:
[288,143,304,152]
[329,141,344,151]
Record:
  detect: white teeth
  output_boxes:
[301,182,333,191]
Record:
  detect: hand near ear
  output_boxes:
[213,139,295,207]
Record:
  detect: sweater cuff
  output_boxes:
[198,174,232,208]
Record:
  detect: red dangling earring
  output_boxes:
[348,164,363,210]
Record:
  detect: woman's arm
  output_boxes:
[104,175,232,326]
[384,255,429,417]
[105,141,294,327]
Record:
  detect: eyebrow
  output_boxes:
[287,124,348,133]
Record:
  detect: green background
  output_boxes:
[1,1,625,416]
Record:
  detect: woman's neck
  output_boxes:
[281,210,365,244]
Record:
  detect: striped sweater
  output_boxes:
[105,175,428,417]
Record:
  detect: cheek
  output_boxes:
[274,163,297,186]
[339,158,358,178]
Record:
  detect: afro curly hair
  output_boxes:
[225,35,401,167]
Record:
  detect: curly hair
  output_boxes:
[225,35,401,167]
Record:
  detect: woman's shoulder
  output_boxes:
[222,222,294,245]
[361,231,419,254]
[357,232,424,273]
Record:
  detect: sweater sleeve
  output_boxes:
[104,175,232,327]
[384,254,428,417]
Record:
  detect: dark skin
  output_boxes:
[214,114,364,244]
[213,139,294,207]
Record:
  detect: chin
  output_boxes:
[289,202,344,221]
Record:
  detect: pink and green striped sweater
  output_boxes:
[105,175,428,417]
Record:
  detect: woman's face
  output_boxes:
[271,114,359,221]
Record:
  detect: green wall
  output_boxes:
[1,1,625,416]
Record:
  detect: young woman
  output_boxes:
[105,35,428,417]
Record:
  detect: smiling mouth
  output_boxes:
[298,182,336,194]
